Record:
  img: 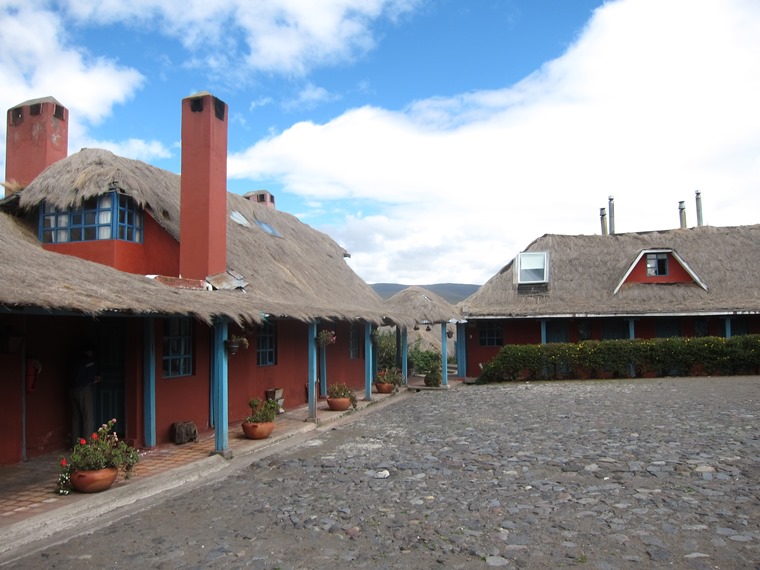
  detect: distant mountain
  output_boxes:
[371,283,480,304]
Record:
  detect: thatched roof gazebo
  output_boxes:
[385,286,463,386]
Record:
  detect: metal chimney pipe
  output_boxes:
[695,190,703,226]
[678,201,687,228]
[600,207,608,235]
[608,196,615,235]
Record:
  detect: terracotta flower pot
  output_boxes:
[375,382,394,394]
[70,467,118,493]
[242,421,275,440]
[326,397,351,411]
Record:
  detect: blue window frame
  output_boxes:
[40,192,143,244]
[163,318,193,378]
[479,321,503,346]
[257,321,277,366]
[349,324,360,359]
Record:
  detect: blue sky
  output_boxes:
[2,0,759,285]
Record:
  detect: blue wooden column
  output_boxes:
[627,318,636,339]
[308,321,318,420]
[142,318,156,447]
[212,319,232,458]
[724,317,732,339]
[364,322,373,401]
[401,327,409,385]
[456,322,467,378]
[540,319,547,344]
[441,323,449,387]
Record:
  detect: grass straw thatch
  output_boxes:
[385,285,461,324]
[5,148,412,326]
[461,225,760,318]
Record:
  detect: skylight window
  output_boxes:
[255,220,281,237]
[230,211,251,227]
[517,252,549,284]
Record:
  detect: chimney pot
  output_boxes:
[608,196,615,235]
[600,207,608,235]
[678,200,687,229]
[695,190,703,227]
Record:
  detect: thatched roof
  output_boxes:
[385,286,461,324]
[3,148,410,326]
[462,225,760,319]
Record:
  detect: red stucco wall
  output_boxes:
[43,213,178,276]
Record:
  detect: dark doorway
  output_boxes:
[96,320,126,436]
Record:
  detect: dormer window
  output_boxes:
[40,192,143,244]
[518,252,549,284]
[646,252,668,276]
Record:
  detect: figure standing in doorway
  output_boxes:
[70,347,100,445]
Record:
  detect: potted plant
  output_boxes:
[242,398,278,439]
[375,367,402,393]
[56,419,139,495]
[326,382,358,411]
[225,335,249,355]
[317,329,336,347]
[424,362,442,387]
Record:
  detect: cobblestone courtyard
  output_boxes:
[7,376,760,569]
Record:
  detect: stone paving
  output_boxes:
[5,376,760,569]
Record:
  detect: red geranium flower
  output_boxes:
[91,433,99,441]
[79,438,86,445]
[60,458,67,467]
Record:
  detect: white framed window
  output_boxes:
[646,252,668,276]
[517,252,549,284]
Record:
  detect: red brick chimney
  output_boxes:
[179,92,228,280]
[5,97,68,195]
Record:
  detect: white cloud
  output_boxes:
[229,0,760,284]
[0,2,145,180]
[79,138,172,162]
[63,0,423,76]
[283,83,340,111]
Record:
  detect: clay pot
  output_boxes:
[326,397,351,411]
[242,422,275,440]
[70,467,118,493]
[375,382,394,394]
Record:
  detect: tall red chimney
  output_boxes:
[179,92,228,280]
[5,96,68,195]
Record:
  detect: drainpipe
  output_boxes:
[679,201,687,229]
[608,196,615,235]
[695,190,703,227]
[600,207,608,235]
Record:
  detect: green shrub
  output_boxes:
[408,340,440,375]
[375,329,398,370]
[424,362,442,387]
[477,334,760,382]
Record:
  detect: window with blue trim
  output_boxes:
[163,318,193,378]
[257,321,277,366]
[40,192,143,244]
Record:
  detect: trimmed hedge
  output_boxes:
[478,335,760,382]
